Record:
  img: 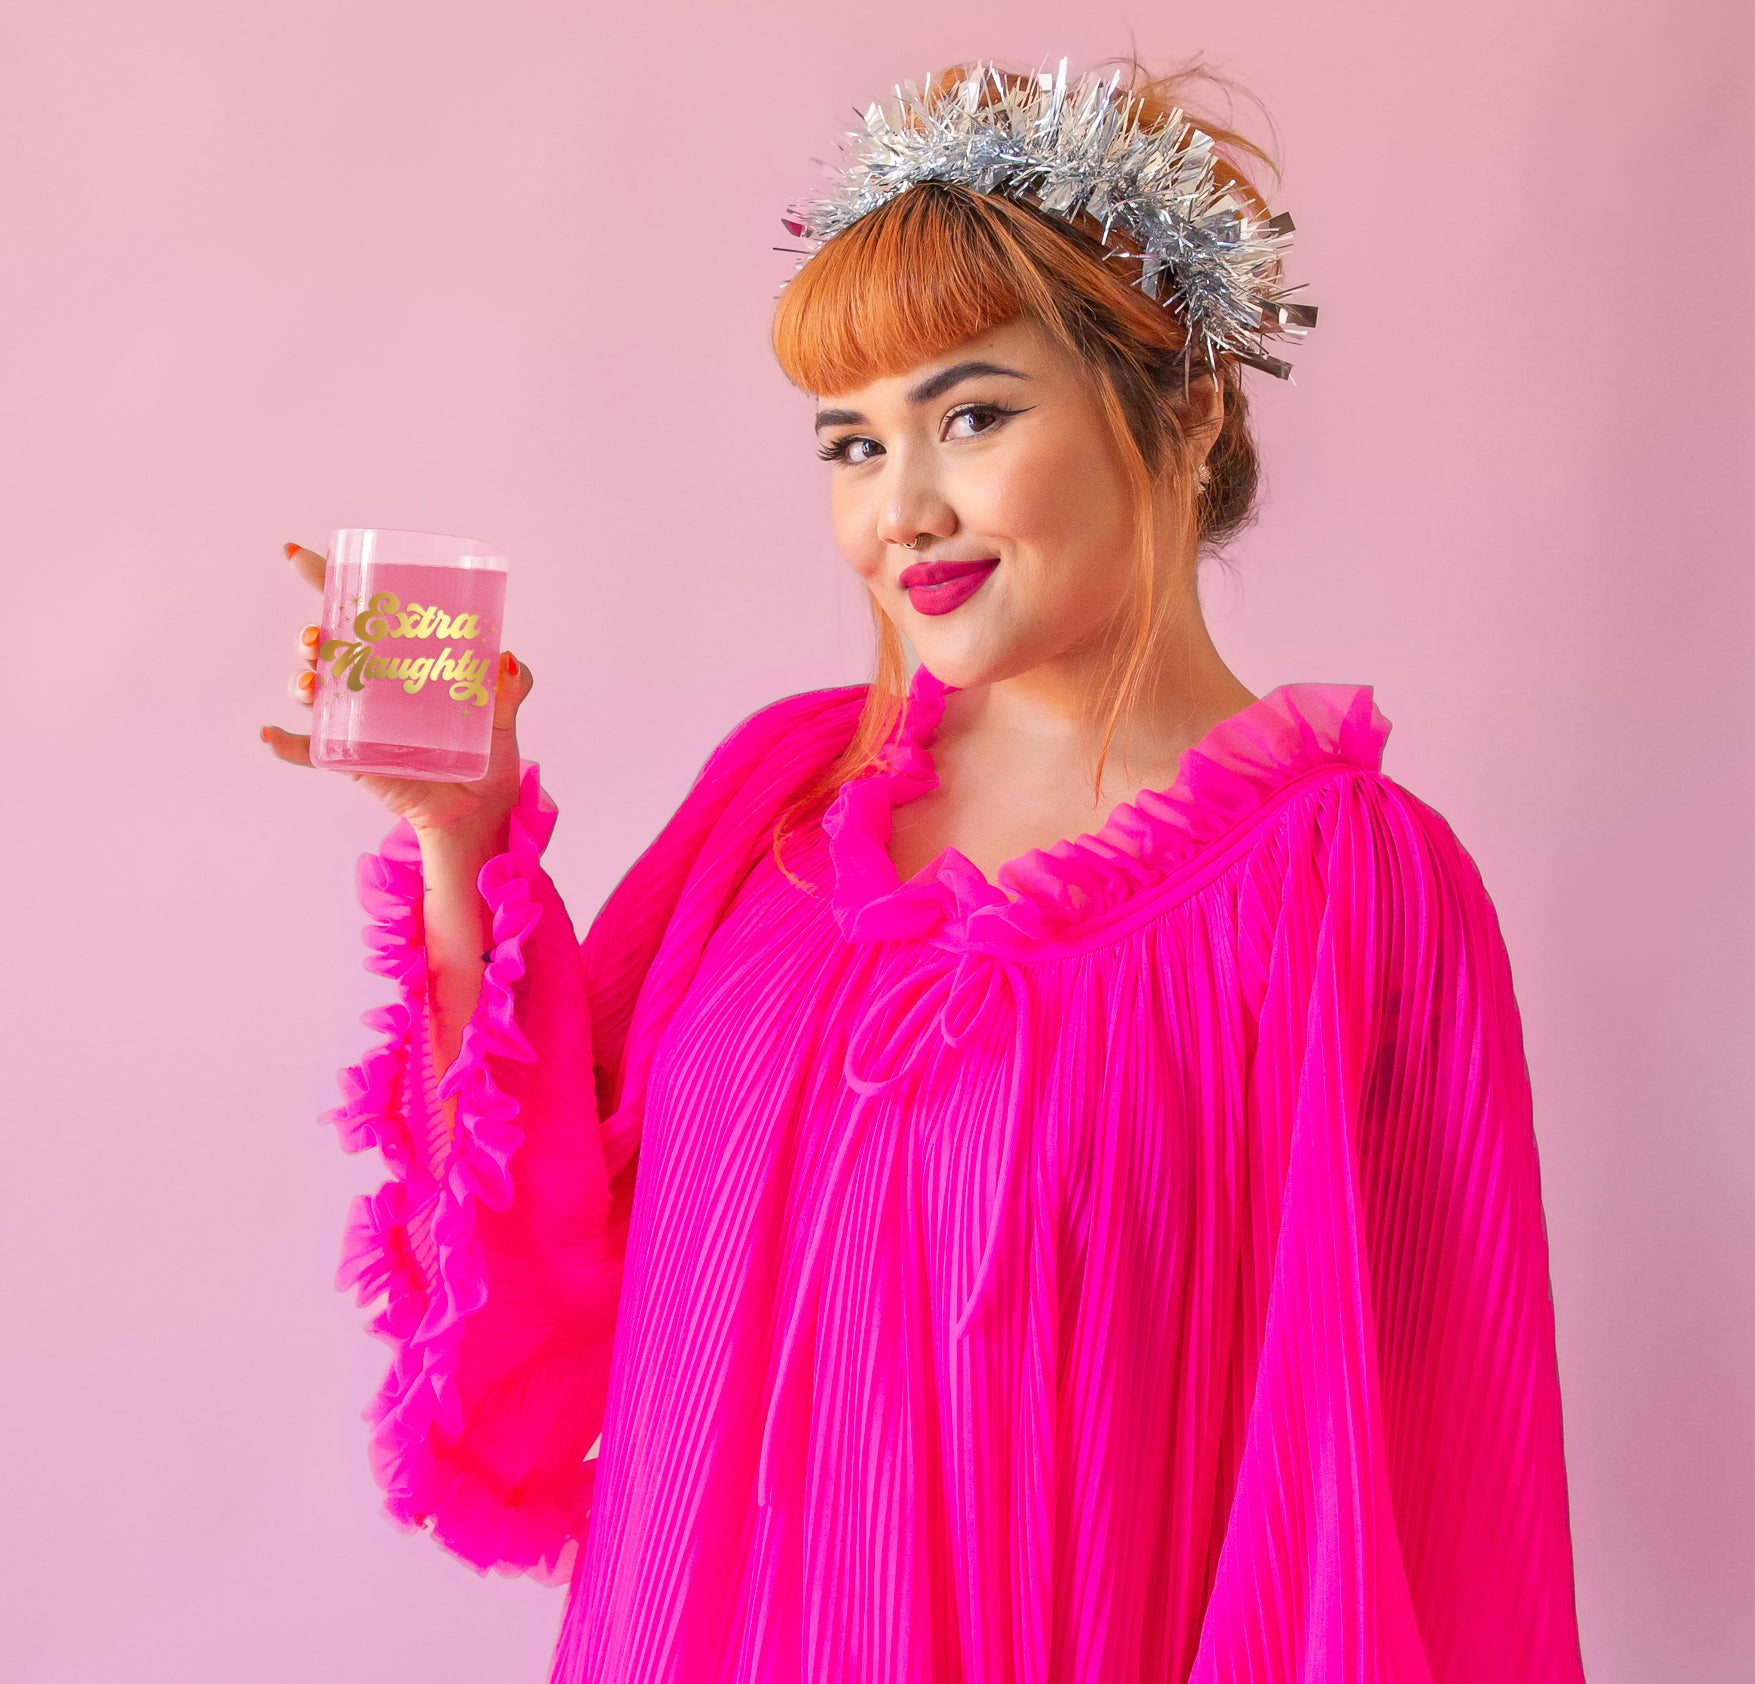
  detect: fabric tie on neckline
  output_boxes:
[755,945,1031,1509]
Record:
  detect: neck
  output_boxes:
[943,591,1255,781]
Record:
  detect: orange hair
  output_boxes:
[767,50,1286,893]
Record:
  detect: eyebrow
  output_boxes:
[813,360,1031,431]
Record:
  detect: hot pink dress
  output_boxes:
[325,661,1587,1682]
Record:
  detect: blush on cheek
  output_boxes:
[829,507,885,585]
[988,425,1120,546]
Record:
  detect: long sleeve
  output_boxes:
[321,684,865,1584]
[1193,770,1586,1682]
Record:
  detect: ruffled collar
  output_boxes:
[820,660,1391,951]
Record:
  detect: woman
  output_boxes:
[262,57,1587,1684]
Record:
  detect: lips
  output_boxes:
[898,557,999,589]
[901,556,999,617]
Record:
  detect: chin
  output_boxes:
[905,631,1017,692]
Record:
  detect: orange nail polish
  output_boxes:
[283,542,299,559]
[506,652,519,677]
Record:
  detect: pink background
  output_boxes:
[3,2,1749,1679]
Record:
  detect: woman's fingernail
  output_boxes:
[297,669,316,690]
[259,726,272,743]
[505,652,519,677]
[284,542,299,559]
[300,624,320,648]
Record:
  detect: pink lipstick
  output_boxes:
[900,557,999,616]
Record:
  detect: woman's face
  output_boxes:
[813,315,1205,691]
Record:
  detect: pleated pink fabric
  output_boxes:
[325,659,1587,1682]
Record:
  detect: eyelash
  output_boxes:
[816,402,1026,466]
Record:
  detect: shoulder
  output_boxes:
[722,679,869,748]
[686,679,869,798]
[1288,769,1524,1027]
[1274,763,1503,925]
[588,681,871,940]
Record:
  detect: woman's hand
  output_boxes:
[260,542,535,846]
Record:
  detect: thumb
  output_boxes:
[491,649,532,738]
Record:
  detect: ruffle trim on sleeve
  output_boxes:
[822,662,1393,949]
[323,759,588,1585]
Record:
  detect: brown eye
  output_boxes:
[817,435,880,466]
[945,401,1024,439]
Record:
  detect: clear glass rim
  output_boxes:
[328,527,509,568]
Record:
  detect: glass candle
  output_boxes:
[309,527,509,782]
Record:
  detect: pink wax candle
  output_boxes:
[309,528,509,782]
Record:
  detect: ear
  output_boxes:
[1182,364,1226,462]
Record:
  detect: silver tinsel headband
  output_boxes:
[780,57,1317,380]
